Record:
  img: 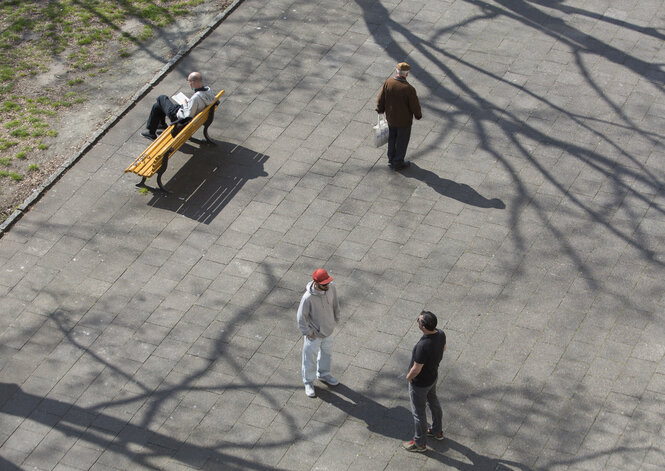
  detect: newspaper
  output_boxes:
[171,92,188,105]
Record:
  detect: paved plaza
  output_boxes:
[1,0,665,469]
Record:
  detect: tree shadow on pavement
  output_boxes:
[146,141,269,224]
[354,0,665,295]
[400,162,505,209]
[0,381,295,471]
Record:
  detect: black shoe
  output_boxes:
[157,122,168,130]
[393,161,411,171]
[141,130,157,140]
[427,428,444,440]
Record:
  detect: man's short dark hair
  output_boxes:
[420,310,437,330]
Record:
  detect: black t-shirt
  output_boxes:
[410,329,446,387]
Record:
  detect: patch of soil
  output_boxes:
[0,0,233,225]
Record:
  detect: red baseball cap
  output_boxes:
[312,268,333,284]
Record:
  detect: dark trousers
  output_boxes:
[146,95,181,132]
[409,381,443,446]
[387,125,412,167]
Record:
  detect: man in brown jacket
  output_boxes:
[376,62,422,170]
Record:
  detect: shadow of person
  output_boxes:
[0,457,22,471]
[317,384,533,470]
[317,383,412,441]
[400,162,506,209]
[427,438,533,471]
[147,142,269,224]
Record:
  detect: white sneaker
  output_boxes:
[318,375,339,386]
[305,383,316,398]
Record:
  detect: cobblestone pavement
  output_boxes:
[1,0,665,470]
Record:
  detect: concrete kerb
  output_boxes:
[0,0,245,236]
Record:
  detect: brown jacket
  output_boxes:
[376,77,422,127]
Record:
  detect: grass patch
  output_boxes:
[67,78,84,86]
[0,157,11,166]
[0,171,23,181]
[138,187,150,195]
[1,101,21,112]
[9,128,30,138]
[28,163,39,171]
[138,25,154,41]
[0,139,18,150]
[37,143,48,150]
[0,65,14,82]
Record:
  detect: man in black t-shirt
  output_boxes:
[403,311,447,452]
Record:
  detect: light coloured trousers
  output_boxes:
[302,335,333,384]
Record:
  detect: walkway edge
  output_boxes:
[0,0,245,236]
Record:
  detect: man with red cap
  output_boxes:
[297,268,341,397]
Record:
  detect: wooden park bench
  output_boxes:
[125,89,225,191]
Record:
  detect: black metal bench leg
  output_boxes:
[202,102,218,145]
[203,124,215,145]
[136,177,147,188]
[156,154,170,193]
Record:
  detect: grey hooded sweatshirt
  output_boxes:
[297,281,340,338]
[177,86,217,120]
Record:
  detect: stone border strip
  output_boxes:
[0,0,245,236]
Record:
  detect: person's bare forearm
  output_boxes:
[406,363,423,382]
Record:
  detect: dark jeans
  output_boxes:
[409,381,443,446]
[146,95,181,132]
[387,125,412,167]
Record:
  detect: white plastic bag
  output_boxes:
[373,114,389,147]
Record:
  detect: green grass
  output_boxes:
[0,171,23,181]
[0,139,18,150]
[138,25,154,41]
[1,101,21,112]
[0,66,13,82]
[138,187,150,194]
[9,128,29,138]
[0,157,11,166]
[67,78,84,86]
[0,1,206,96]
[28,163,39,171]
